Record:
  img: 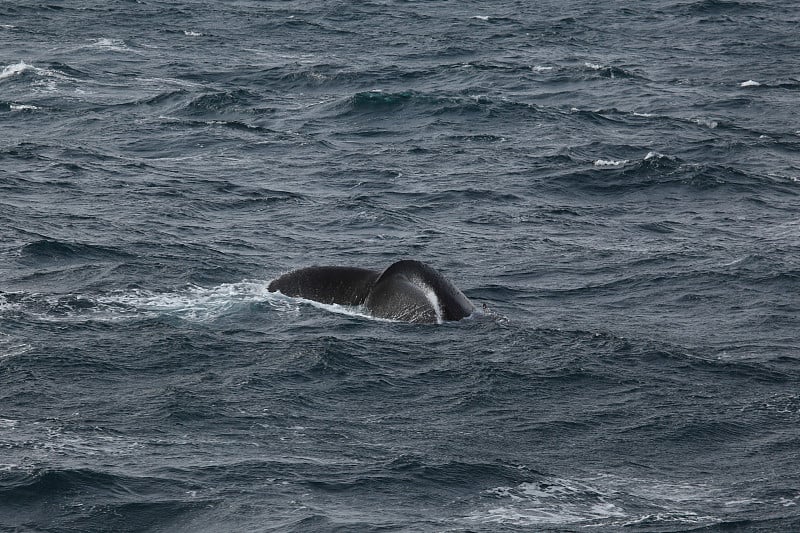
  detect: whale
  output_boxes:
[267,259,474,324]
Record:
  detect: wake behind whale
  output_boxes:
[267,260,474,324]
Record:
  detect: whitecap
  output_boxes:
[471,15,491,21]
[1,61,73,92]
[584,62,604,70]
[594,159,629,167]
[184,30,203,36]
[0,61,32,80]
[9,104,39,111]
[740,79,760,87]
[692,117,718,129]
[90,38,131,53]
[532,65,553,73]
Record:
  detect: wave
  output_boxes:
[0,467,212,531]
[565,106,738,134]
[0,60,87,84]
[582,61,645,80]
[673,0,767,15]
[18,240,134,265]
[123,88,281,133]
[349,90,416,110]
[182,89,262,116]
[385,188,525,205]
[540,148,788,195]
[305,455,533,494]
[328,90,549,126]
[0,331,31,359]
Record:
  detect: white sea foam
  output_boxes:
[532,65,553,73]
[467,477,626,526]
[0,281,289,324]
[96,280,276,322]
[471,15,491,21]
[184,30,203,36]
[466,474,730,528]
[740,79,760,87]
[9,104,40,111]
[90,281,385,323]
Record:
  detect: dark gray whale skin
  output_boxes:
[267,260,474,323]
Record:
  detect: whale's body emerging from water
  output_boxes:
[267,260,474,324]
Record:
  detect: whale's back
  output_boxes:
[267,266,379,306]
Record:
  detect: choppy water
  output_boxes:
[2,1,800,531]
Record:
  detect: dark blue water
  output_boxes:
[2,1,800,531]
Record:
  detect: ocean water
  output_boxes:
[2,1,799,531]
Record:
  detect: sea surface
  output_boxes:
[2,1,799,531]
